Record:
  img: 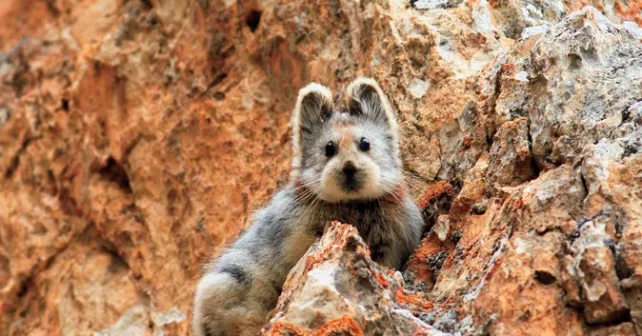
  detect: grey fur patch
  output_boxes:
[202,324,213,336]
[348,81,390,127]
[220,265,251,285]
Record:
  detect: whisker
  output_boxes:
[401,172,427,187]
[293,190,316,205]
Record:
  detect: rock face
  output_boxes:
[403,7,642,336]
[0,0,641,335]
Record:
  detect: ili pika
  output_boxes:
[193,77,424,336]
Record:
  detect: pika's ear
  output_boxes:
[291,82,334,157]
[345,77,398,132]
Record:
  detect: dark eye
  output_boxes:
[325,141,336,157]
[359,137,370,151]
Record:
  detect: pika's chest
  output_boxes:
[302,202,399,238]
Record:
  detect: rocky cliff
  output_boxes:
[1,1,641,335]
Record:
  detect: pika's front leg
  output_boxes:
[193,264,278,336]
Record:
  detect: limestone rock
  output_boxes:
[262,222,440,336]
[405,6,642,336]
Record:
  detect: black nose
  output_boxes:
[343,161,357,176]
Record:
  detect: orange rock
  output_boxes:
[2,0,642,335]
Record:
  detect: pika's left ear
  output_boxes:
[345,77,399,133]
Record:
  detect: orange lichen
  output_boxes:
[405,237,451,288]
[461,135,474,149]
[263,321,310,336]
[418,181,454,209]
[614,0,642,25]
[375,272,390,289]
[500,63,517,75]
[313,316,364,336]
[486,0,501,8]
[408,238,448,267]
[565,0,605,12]
[485,254,504,282]
[413,326,436,336]
[441,294,457,306]
[304,254,326,274]
[394,290,434,311]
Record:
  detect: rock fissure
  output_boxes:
[4,135,34,178]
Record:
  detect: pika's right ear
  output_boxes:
[291,83,334,156]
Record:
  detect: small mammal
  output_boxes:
[193,78,424,336]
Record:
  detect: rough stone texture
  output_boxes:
[1,0,641,335]
[262,222,439,336]
[404,6,642,336]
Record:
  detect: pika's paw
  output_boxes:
[193,272,267,336]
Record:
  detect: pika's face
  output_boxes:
[292,78,402,203]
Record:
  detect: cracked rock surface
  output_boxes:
[262,222,439,336]
[1,0,641,335]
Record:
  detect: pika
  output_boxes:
[193,78,424,336]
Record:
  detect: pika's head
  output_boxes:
[291,77,402,203]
